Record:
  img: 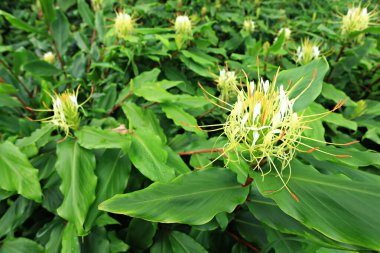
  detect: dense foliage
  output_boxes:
[0,0,379,252]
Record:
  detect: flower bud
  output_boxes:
[115,11,134,39]
[216,69,238,101]
[296,38,320,65]
[51,90,81,136]
[43,51,55,64]
[243,20,255,33]
[175,15,192,35]
[278,27,291,40]
[91,0,103,12]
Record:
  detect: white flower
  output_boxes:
[175,15,192,35]
[243,20,255,33]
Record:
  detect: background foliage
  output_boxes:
[0,0,379,252]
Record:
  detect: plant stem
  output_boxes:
[0,59,33,97]
[197,105,218,119]
[87,27,97,73]
[48,25,69,86]
[226,230,260,253]
[177,148,223,156]
[104,91,133,118]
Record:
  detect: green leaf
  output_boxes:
[0,197,36,238]
[321,83,356,107]
[0,237,44,253]
[40,0,56,23]
[126,218,157,251]
[24,60,60,76]
[61,223,80,253]
[56,139,97,235]
[0,10,44,34]
[129,128,175,182]
[85,149,131,230]
[0,83,17,94]
[169,231,208,253]
[76,126,131,153]
[161,103,205,136]
[254,159,380,250]
[276,58,329,111]
[77,0,94,27]
[0,142,42,202]
[52,10,71,55]
[99,167,249,225]
[122,102,166,142]
[16,124,55,157]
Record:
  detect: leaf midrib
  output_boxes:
[111,184,243,205]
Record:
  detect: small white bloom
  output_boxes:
[175,15,192,35]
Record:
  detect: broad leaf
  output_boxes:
[277,58,329,111]
[0,142,42,202]
[56,139,97,235]
[61,223,80,253]
[76,126,131,153]
[85,149,131,230]
[99,167,249,225]
[254,159,380,250]
[0,237,44,253]
[129,128,175,182]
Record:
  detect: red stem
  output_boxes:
[226,230,260,253]
[104,91,133,118]
[177,148,223,156]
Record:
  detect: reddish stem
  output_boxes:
[0,59,32,97]
[104,91,133,118]
[48,25,69,86]
[177,148,223,156]
[226,230,260,253]
[87,27,97,73]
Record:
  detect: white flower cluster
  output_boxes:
[175,15,192,35]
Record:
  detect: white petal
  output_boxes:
[263,80,269,94]
[241,113,249,127]
[252,131,260,146]
[252,102,261,121]
[250,81,255,94]
[69,95,78,106]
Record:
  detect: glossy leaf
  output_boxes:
[56,139,97,235]
[99,168,249,225]
[76,126,131,153]
[277,58,329,111]
[85,149,131,230]
[0,237,44,253]
[61,223,80,253]
[0,141,42,202]
[254,159,380,250]
[129,128,175,182]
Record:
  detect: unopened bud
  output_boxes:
[243,20,255,33]
[175,15,192,35]
[43,51,55,64]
